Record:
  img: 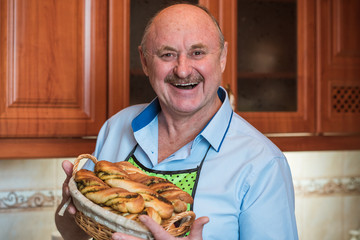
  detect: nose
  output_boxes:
[174,54,192,79]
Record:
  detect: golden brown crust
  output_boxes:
[75,169,110,193]
[75,168,145,214]
[151,183,193,203]
[131,174,171,186]
[94,160,130,181]
[118,207,162,226]
[104,178,157,196]
[148,182,193,213]
[85,187,145,213]
[104,178,174,219]
[129,174,193,212]
[115,161,147,175]
[144,207,162,225]
[140,193,174,219]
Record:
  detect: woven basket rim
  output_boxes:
[69,176,154,239]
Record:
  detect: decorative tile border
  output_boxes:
[0,177,359,210]
[0,190,61,210]
[293,177,360,195]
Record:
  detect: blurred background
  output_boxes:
[0,0,359,239]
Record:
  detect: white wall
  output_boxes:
[0,150,359,240]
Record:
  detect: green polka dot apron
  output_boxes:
[124,144,211,212]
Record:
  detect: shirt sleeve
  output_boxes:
[81,120,109,171]
[238,156,298,240]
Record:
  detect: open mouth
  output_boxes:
[173,82,199,90]
[165,73,204,90]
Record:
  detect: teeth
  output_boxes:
[175,83,196,86]
[173,82,198,89]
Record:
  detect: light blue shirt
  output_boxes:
[84,87,298,240]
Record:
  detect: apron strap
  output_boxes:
[190,145,211,210]
[124,144,138,162]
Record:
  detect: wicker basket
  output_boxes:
[69,154,196,240]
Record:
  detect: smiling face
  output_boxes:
[139,4,228,118]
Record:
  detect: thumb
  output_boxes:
[187,216,209,239]
[62,160,74,179]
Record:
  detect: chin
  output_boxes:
[171,103,204,115]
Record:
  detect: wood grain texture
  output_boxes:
[0,0,107,137]
[316,0,360,133]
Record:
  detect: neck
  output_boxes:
[157,97,222,163]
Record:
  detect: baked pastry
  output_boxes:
[131,174,193,213]
[95,161,130,181]
[149,182,193,213]
[75,169,145,214]
[115,161,147,175]
[71,154,196,238]
[95,161,174,219]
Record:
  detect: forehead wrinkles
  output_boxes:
[146,11,219,54]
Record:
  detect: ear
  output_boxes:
[138,46,149,76]
[220,41,228,73]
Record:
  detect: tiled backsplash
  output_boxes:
[0,151,359,240]
[285,151,360,240]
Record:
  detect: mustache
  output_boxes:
[164,73,204,85]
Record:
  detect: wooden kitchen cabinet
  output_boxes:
[219,0,317,134]
[0,0,108,138]
[0,0,359,159]
[217,0,360,150]
[316,0,360,134]
[0,0,111,158]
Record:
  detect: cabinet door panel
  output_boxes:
[230,0,316,133]
[317,0,360,133]
[0,0,107,137]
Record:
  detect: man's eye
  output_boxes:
[191,51,205,58]
[160,53,176,59]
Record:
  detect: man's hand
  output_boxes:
[55,160,89,240]
[60,160,77,215]
[112,215,209,240]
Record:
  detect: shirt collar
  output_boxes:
[132,86,233,152]
[198,87,233,152]
[132,98,161,132]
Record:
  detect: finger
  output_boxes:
[60,160,74,202]
[138,215,175,240]
[62,182,70,199]
[67,202,77,216]
[59,160,78,217]
[58,198,76,217]
[187,216,209,239]
[62,160,74,178]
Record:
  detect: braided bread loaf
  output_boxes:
[95,161,174,219]
[124,169,193,213]
[102,206,162,225]
[74,169,145,214]
[72,154,196,238]
[76,160,194,223]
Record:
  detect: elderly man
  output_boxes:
[55,3,298,240]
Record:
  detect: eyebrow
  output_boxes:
[155,46,177,55]
[155,43,208,55]
[190,43,207,50]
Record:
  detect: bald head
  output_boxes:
[140,4,225,53]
